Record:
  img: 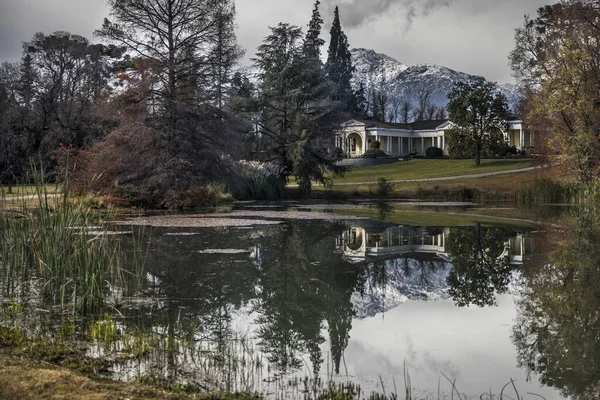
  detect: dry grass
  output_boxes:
[0,352,202,400]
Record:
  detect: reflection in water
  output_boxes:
[4,211,578,397]
[122,220,539,385]
[513,210,600,399]
[446,225,514,307]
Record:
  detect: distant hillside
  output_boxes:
[351,48,521,115]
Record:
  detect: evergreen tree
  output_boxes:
[353,81,367,118]
[204,0,244,109]
[17,53,36,109]
[253,22,343,196]
[325,6,355,112]
[303,1,325,60]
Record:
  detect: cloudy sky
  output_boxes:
[0,0,550,83]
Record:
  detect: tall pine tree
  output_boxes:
[325,6,355,113]
[303,1,325,60]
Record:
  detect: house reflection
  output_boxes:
[336,226,535,265]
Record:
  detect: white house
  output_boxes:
[335,226,535,266]
[335,117,531,158]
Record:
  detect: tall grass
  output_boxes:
[515,178,600,207]
[0,171,143,313]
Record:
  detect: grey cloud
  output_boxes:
[321,0,458,30]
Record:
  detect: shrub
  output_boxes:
[229,160,286,200]
[425,147,444,159]
[376,177,393,197]
[334,147,344,159]
[371,140,381,150]
[362,149,388,159]
[504,145,518,155]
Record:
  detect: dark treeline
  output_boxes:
[0,0,392,206]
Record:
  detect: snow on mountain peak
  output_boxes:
[350,48,520,111]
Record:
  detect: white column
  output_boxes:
[520,127,525,149]
[442,135,445,152]
[400,137,404,155]
[398,136,401,155]
[421,137,425,155]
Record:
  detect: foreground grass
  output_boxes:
[0,351,252,400]
[331,158,535,184]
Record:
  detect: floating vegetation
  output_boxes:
[196,249,252,254]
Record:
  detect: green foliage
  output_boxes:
[425,146,444,159]
[376,177,393,197]
[513,210,600,398]
[325,6,355,112]
[446,225,513,307]
[446,77,510,164]
[230,160,286,200]
[0,171,144,313]
[362,149,387,159]
[252,19,344,197]
[510,2,600,183]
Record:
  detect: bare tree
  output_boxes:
[388,96,402,123]
[425,103,437,120]
[400,100,412,124]
[413,87,432,121]
[96,0,224,106]
[434,105,447,120]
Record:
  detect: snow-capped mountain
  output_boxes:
[352,257,452,319]
[351,48,521,112]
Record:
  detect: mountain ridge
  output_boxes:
[350,48,521,116]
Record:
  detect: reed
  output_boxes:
[0,169,143,313]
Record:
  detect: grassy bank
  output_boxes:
[304,167,552,202]
[329,158,534,184]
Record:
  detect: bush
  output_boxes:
[362,149,387,159]
[228,160,286,200]
[376,177,393,197]
[425,147,444,159]
[333,147,344,159]
[371,140,381,150]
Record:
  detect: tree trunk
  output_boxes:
[475,139,481,166]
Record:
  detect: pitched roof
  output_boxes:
[354,119,412,130]
[507,114,522,121]
[408,119,450,131]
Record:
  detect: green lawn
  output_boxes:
[332,158,534,184]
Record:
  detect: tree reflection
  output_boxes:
[446,224,514,307]
[512,210,600,399]
[252,221,360,376]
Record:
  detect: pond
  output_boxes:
[1,203,598,399]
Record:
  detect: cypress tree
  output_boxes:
[303,0,325,60]
[325,6,355,112]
